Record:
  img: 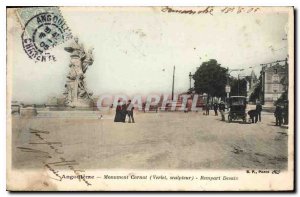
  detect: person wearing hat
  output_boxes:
[205,103,210,115]
[121,101,127,123]
[274,105,283,126]
[126,100,135,123]
[283,101,289,125]
[255,100,262,122]
[213,102,219,116]
[219,101,226,121]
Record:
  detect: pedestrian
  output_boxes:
[248,109,258,123]
[114,100,123,122]
[205,103,210,115]
[255,100,262,122]
[283,101,288,125]
[219,101,226,121]
[213,103,218,116]
[121,101,127,123]
[274,105,283,126]
[126,100,135,123]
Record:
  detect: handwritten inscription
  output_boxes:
[221,7,260,14]
[17,128,93,186]
[162,6,214,15]
[161,6,260,15]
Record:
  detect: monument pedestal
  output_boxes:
[20,107,37,117]
[68,98,94,108]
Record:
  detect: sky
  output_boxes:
[8,7,290,103]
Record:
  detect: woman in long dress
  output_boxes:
[114,100,123,122]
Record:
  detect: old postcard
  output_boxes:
[6,6,294,191]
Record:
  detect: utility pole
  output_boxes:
[189,72,193,90]
[237,74,240,96]
[172,66,175,100]
[226,67,230,99]
[227,68,244,98]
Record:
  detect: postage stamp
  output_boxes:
[16,7,73,62]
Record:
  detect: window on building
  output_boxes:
[273,84,279,92]
[273,95,278,101]
[267,74,272,81]
[272,74,279,83]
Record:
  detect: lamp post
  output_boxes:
[171,66,175,101]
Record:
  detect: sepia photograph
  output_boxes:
[6,6,294,191]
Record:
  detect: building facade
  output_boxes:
[262,63,287,105]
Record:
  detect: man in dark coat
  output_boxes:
[213,103,218,116]
[126,100,135,123]
[255,101,262,122]
[248,109,258,123]
[219,101,226,121]
[274,105,283,126]
[205,103,210,115]
[283,102,288,125]
[121,102,127,123]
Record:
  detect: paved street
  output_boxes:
[12,109,288,170]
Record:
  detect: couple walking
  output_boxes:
[114,100,135,123]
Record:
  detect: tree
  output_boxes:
[275,63,288,105]
[230,77,247,97]
[249,71,263,102]
[249,82,262,102]
[192,59,227,100]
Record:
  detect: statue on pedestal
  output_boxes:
[63,37,94,108]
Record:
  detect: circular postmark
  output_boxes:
[21,12,72,62]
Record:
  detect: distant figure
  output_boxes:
[274,105,283,126]
[248,110,258,123]
[126,100,135,123]
[255,101,262,122]
[213,103,218,116]
[205,103,210,115]
[142,103,146,113]
[121,102,127,123]
[219,101,226,121]
[283,102,289,125]
[114,100,123,122]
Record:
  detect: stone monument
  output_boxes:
[63,37,94,108]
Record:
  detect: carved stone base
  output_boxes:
[67,98,94,108]
[20,107,37,117]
